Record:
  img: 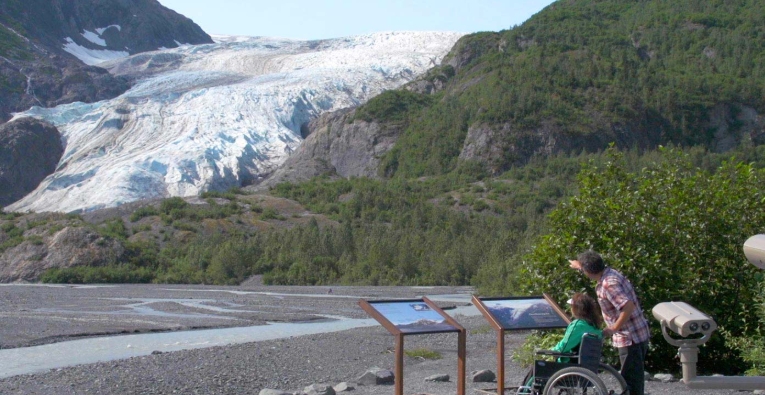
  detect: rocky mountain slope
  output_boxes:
[9,32,462,213]
[0,0,212,123]
[0,118,63,207]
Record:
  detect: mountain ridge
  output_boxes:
[270,0,765,182]
[0,0,212,122]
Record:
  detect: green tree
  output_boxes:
[514,147,765,374]
[726,281,765,376]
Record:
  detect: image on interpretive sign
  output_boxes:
[369,301,458,334]
[482,297,568,330]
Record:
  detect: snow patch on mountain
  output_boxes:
[10,32,463,213]
[95,25,122,35]
[81,30,107,46]
[62,37,130,65]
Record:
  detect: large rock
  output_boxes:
[303,384,335,395]
[0,118,63,207]
[706,103,765,151]
[442,33,502,74]
[0,223,125,282]
[357,367,395,386]
[258,390,293,395]
[255,108,404,190]
[332,382,355,392]
[425,374,450,382]
[471,369,496,383]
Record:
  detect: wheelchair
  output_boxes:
[515,332,628,395]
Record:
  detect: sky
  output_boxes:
[157,0,558,40]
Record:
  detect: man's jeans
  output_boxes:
[618,341,649,395]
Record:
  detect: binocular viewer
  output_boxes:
[649,233,765,341]
[743,234,765,270]
[651,301,717,339]
[647,234,765,390]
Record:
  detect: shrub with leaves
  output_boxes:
[726,282,765,376]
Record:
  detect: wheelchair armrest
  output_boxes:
[535,349,578,358]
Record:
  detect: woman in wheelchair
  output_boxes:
[520,292,603,392]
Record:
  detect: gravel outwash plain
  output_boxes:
[0,282,750,394]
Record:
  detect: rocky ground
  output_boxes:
[0,282,752,394]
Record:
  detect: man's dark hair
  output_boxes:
[578,250,605,274]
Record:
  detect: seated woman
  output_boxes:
[549,292,603,361]
[519,292,603,392]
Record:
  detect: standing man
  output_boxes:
[569,250,650,395]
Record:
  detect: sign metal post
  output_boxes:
[359,298,466,395]
[472,294,570,394]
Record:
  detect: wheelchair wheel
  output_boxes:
[542,366,608,395]
[597,363,628,395]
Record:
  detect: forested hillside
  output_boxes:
[366,0,765,177]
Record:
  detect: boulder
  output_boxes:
[653,373,674,383]
[253,108,405,190]
[0,226,125,282]
[471,369,496,383]
[258,390,293,395]
[332,382,355,392]
[303,384,335,395]
[357,367,394,385]
[425,374,450,382]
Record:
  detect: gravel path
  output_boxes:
[0,283,752,395]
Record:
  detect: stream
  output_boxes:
[0,293,479,379]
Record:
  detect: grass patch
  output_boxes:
[470,325,494,335]
[405,348,442,360]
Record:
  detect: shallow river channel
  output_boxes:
[0,285,478,379]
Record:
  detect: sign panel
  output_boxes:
[367,299,460,334]
[477,296,569,330]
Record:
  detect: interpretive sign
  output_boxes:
[479,296,569,330]
[472,294,570,395]
[365,299,460,334]
[359,297,465,395]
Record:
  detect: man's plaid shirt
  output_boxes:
[596,267,650,348]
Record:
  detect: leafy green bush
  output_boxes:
[0,236,23,253]
[160,197,189,214]
[513,331,563,368]
[131,224,153,233]
[41,265,155,284]
[724,277,765,377]
[353,90,433,123]
[0,212,22,221]
[0,222,24,252]
[201,187,246,200]
[99,218,128,240]
[260,208,282,220]
[472,200,490,212]
[26,235,43,245]
[171,221,197,233]
[130,206,159,222]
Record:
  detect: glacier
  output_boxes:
[9,31,463,213]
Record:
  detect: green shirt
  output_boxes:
[551,318,602,362]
